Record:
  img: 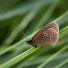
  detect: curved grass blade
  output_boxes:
[37,45,68,68]
[54,58,68,68]
[0,11,68,55]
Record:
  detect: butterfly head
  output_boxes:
[27,40,37,47]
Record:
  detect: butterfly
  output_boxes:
[27,23,59,47]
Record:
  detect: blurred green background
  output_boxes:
[0,0,68,68]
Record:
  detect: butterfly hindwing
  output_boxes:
[27,23,59,47]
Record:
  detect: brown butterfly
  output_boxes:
[27,23,59,47]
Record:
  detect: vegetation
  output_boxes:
[0,0,68,68]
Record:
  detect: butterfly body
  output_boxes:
[27,23,59,47]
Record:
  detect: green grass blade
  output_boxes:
[0,11,68,55]
[54,58,68,68]
[37,45,68,68]
[0,47,38,68]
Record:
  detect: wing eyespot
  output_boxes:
[44,33,48,36]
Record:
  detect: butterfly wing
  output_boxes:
[31,23,59,46]
[40,23,59,32]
